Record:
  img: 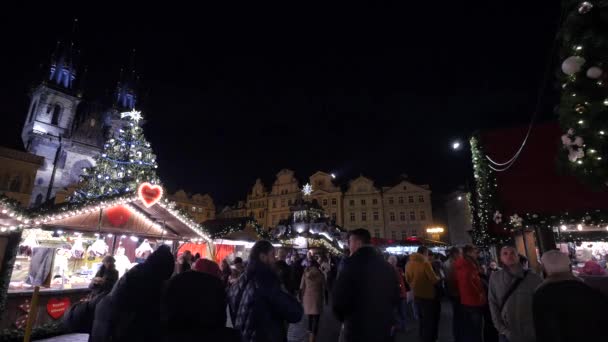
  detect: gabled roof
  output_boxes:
[383,180,431,194]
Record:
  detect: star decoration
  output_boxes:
[302,183,313,196]
[120,109,143,122]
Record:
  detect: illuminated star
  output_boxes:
[120,109,143,122]
[302,183,313,196]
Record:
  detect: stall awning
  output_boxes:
[26,194,210,241]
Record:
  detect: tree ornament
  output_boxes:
[587,66,603,79]
[578,1,594,14]
[575,103,588,114]
[562,56,586,75]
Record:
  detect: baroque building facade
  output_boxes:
[168,190,216,223]
[226,169,434,239]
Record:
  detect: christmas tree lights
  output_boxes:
[72,109,160,201]
[558,1,608,187]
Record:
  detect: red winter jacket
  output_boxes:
[454,256,487,307]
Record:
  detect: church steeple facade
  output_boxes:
[48,41,77,90]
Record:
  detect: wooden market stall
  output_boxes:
[0,184,210,331]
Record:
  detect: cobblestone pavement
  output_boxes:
[35,333,88,342]
[37,301,454,342]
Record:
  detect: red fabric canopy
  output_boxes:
[481,122,608,219]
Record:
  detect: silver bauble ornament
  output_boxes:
[578,1,594,14]
[586,66,603,79]
[562,56,586,75]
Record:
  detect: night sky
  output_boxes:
[0,3,561,205]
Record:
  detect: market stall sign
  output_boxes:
[47,297,70,319]
[138,182,163,208]
[106,205,132,227]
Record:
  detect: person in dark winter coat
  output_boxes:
[275,248,292,293]
[533,250,608,342]
[90,245,175,342]
[228,240,303,342]
[163,271,240,342]
[64,256,118,335]
[333,229,400,342]
[89,255,119,297]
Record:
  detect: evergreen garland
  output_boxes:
[557,0,608,187]
[469,136,512,246]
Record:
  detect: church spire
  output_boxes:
[114,49,138,110]
[48,19,79,90]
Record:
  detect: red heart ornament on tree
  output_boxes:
[47,298,70,320]
[138,182,163,208]
[105,205,132,227]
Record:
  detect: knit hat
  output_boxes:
[540,250,571,275]
[193,258,222,279]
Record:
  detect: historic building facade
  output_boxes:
[20,42,139,207]
[225,169,433,239]
[0,147,44,206]
[168,190,216,223]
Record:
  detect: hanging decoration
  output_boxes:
[105,205,132,227]
[138,182,163,208]
[557,0,608,188]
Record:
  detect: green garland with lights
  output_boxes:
[469,136,512,246]
[557,0,608,188]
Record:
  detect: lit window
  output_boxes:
[399,212,405,221]
[361,212,367,221]
[332,198,337,205]
[390,212,396,221]
[191,206,196,212]
[408,196,414,203]
[398,197,404,204]
[410,211,416,221]
[350,212,356,222]
[373,211,379,221]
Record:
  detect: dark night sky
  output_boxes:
[0,3,561,205]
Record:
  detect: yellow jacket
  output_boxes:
[405,253,439,299]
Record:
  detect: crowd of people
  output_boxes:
[61,230,608,342]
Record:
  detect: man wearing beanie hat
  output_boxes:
[533,250,608,341]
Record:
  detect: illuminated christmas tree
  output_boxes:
[558,1,608,188]
[72,109,160,201]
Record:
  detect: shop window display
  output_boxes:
[9,229,164,292]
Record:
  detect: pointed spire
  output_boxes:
[48,19,79,90]
[115,49,138,110]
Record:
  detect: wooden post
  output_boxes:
[23,286,40,342]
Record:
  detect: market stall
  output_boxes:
[0,184,210,330]
[470,122,608,268]
[372,236,447,255]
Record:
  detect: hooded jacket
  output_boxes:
[405,253,439,299]
[90,245,175,342]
